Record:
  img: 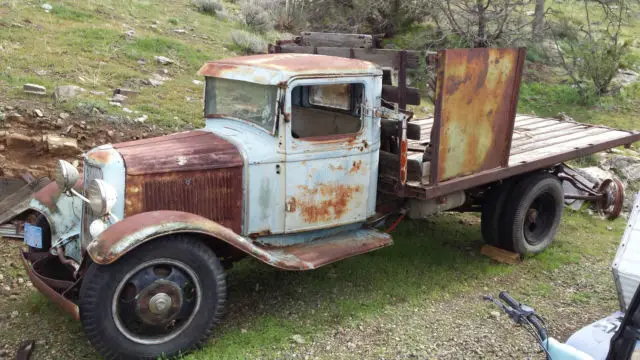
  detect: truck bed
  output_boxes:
[402,114,640,199]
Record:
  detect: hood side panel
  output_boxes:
[114,130,243,175]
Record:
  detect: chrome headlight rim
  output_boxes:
[87,179,117,217]
[55,160,80,192]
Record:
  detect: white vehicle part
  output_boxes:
[612,192,640,311]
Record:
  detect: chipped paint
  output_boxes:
[198,54,382,86]
[87,210,391,270]
[431,48,525,183]
[294,183,363,223]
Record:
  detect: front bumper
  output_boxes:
[21,251,80,320]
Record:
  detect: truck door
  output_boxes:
[283,78,377,233]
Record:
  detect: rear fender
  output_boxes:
[28,180,83,244]
[87,210,300,268]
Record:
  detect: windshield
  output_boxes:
[205,77,278,133]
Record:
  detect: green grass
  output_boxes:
[50,5,96,22]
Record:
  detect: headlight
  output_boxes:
[55,160,80,192]
[87,179,117,216]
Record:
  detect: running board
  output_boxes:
[255,228,393,270]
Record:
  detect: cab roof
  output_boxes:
[197,53,382,86]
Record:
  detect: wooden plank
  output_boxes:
[380,119,421,140]
[299,32,373,48]
[509,130,630,165]
[511,122,583,141]
[277,44,421,69]
[379,150,422,182]
[514,118,563,131]
[511,124,590,147]
[382,85,421,105]
[480,245,521,264]
[510,127,612,156]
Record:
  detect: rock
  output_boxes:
[89,90,106,96]
[607,226,613,231]
[0,112,4,121]
[576,167,614,185]
[602,156,640,178]
[137,59,147,65]
[241,328,248,334]
[0,274,3,281]
[134,115,148,123]
[54,85,85,102]
[123,107,133,113]
[612,69,639,89]
[6,112,23,122]
[154,56,175,65]
[109,102,123,107]
[490,311,500,319]
[55,118,65,127]
[7,133,37,149]
[33,109,44,117]
[146,78,164,87]
[173,29,186,34]
[41,3,52,12]
[59,112,70,120]
[192,79,203,85]
[44,135,78,154]
[10,310,18,318]
[113,88,139,98]
[3,106,13,111]
[555,112,574,122]
[111,94,128,104]
[24,83,47,96]
[291,334,306,344]
[17,278,24,284]
[527,10,535,16]
[621,163,640,182]
[124,29,135,38]
[107,130,115,137]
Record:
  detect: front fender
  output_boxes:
[87,210,265,265]
[29,180,83,244]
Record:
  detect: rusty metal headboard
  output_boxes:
[430,48,527,184]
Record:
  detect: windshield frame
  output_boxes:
[204,77,280,135]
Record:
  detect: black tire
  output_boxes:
[28,214,52,252]
[480,181,515,247]
[79,235,226,360]
[501,173,564,254]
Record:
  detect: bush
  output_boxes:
[192,0,224,15]
[241,1,274,33]
[272,1,306,32]
[230,30,267,54]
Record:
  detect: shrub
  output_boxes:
[241,1,274,33]
[192,0,224,15]
[230,30,267,54]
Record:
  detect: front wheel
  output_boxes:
[79,235,226,360]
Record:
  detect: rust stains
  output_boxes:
[114,130,243,176]
[87,149,113,165]
[348,160,363,174]
[294,183,363,223]
[433,48,525,182]
[329,163,345,171]
[124,167,243,233]
[33,178,83,210]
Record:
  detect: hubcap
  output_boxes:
[149,293,172,314]
[111,259,201,345]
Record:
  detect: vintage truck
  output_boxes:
[19,47,639,359]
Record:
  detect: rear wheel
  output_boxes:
[501,173,564,254]
[79,235,226,360]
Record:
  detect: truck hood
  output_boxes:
[113,130,243,175]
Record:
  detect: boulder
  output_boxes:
[6,133,38,150]
[43,135,78,155]
[154,56,175,65]
[53,85,85,102]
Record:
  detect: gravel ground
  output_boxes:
[0,224,619,359]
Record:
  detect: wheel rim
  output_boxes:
[597,178,624,220]
[111,259,201,345]
[523,193,557,246]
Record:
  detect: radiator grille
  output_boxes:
[81,163,103,247]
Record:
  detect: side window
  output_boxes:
[291,83,364,139]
